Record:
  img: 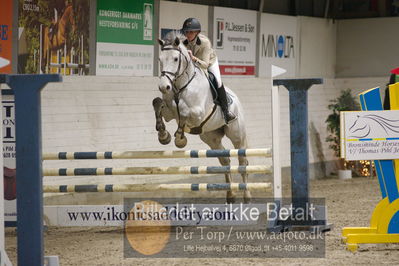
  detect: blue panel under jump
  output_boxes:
[273,79,322,210]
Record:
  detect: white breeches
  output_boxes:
[208,59,222,88]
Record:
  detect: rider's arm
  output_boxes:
[193,38,212,69]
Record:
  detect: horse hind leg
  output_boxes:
[219,155,235,204]
[225,127,251,203]
[238,152,251,203]
[200,130,235,204]
[152,97,171,145]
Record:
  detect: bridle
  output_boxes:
[160,44,197,131]
[160,45,197,96]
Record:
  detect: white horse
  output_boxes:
[153,32,250,203]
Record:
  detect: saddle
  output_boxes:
[188,71,232,135]
[206,71,233,105]
[207,71,219,102]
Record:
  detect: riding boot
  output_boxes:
[216,84,237,124]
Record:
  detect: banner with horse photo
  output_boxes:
[0,0,13,73]
[18,0,90,75]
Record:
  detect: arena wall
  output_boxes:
[336,17,399,78]
[297,16,336,79]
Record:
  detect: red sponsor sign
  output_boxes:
[0,0,12,73]
[219,65,255,76]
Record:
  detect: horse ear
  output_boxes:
[174,37,180,46]
[158,39,165,47]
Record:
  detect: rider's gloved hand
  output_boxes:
[187,50,196,62]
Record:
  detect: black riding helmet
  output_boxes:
[182,18,201,33]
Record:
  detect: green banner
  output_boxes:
[97,0,153,45]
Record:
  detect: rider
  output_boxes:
[181,18,236,124]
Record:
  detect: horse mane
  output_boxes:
[162,31,186,46]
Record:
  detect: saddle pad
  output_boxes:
[207,71,218,101]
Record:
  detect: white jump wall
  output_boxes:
[41,76,387,183]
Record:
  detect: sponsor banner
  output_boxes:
[18,0,90,74]
[219,65,255,76]
[340,110,399,160]
[0,0,12,73]
[96,42,153,76]
[96,0,154,76]
[259,13,297,78]
[97,0,153,45]
[213,7,257,76]
[2,93,16,224]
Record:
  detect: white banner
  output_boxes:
[2,93,16,225]
[259,13,297,78]
[43,204,274,226]
[340,110,399,160]
[213,7,257,76]
[44,205,124,226]
[96,43,154,76]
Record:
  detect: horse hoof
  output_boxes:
[226,196,236,204]
[152,97,163,108]
[158,131,171,145]
[244,190,252,204]
[226,191,236,204]
[175,135,187,148]
[156,121,165,131]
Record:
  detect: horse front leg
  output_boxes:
[174,122,187,148]
[152,97,171,145]
[173,102,190,148]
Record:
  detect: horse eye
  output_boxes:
[174,58,178,62]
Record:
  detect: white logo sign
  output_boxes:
[340,110,399,160]
[143,3,153,40]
